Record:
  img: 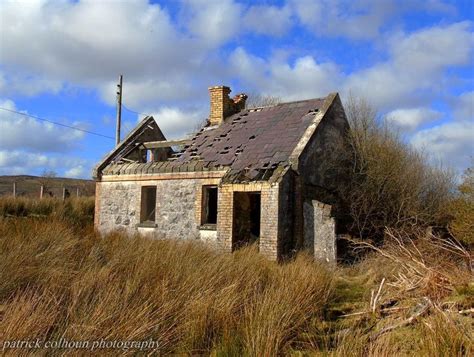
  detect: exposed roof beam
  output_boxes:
[142,139,189,149]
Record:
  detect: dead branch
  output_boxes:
[342,306,408,318]
[371,278,385,313]
[370,297,432,340]
[457,308,474,315]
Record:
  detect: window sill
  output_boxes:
[137,222,157,228]
[198,224,217,231]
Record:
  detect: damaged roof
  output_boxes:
[98,94,337,182]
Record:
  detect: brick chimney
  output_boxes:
[208,86,247,126]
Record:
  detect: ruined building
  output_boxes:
[93,86,349,262]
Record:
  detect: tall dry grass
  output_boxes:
[0,217,333,355]
[321,228,473,357]
[0,196,94,227]
[0,197,472,355]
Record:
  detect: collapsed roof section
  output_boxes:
[95,93,338,183]
[93,116,170,179]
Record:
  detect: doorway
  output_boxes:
[232,192,261,250]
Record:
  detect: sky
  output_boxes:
[0,0,472,179]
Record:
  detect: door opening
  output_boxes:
[232,192,261,250]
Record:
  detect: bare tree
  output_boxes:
[245,93,282,108]
[38,169,58,197]
[335,94,455,240]
[78,180,96,197]
[448,162,474,245]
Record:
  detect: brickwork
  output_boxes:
[194,178,221,225]
[215,182,280,260]
[209,86,232,126]
[259,183,280,260]
[208,86,247,127]
[216,184,234,252]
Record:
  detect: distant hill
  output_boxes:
[0,175,95,198]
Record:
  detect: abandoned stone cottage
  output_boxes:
[93,86,349,262]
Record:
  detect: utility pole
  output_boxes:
[116,74,123,146]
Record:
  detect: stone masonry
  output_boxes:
[96,179,202,239]
[95,175,282,260]
[94,88,349,262]
[303,200,336,264]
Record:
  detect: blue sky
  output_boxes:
[0,0,472,179]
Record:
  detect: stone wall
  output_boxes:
[96,181,141,235]
[298,95,349,191]
[96,179,206,241]
[297,95,349,262]
[154,180,200,240]
[303,200,336,264]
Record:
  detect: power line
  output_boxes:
[0,106,115,140]
[122,104,151,117]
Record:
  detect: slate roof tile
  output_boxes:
[101,96,328,180]
[186,97,323,171]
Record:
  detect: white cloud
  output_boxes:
[0,150,89,177]
[0,0,205,106]
[0,0,472,176]
[146,107,207,139]
[386,107,442,131]
[391,22,473,74]
[267,56,342,100]
[229,47,267,87]
[243,5,293,36]
[291,0,397,39]
[291,0,456,40]
[181,0,243,46]
[453,91,474,121]
[0,71,63,97]
[99,78,198,108]
[1,0,469,114]
[0,98,92,177]
[411,121,474,171]
[230,48,342,100]
[344,22,473,109]
[64,165,86,178]
[0,99,85,152]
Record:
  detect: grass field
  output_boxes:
[0,197,472,356]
